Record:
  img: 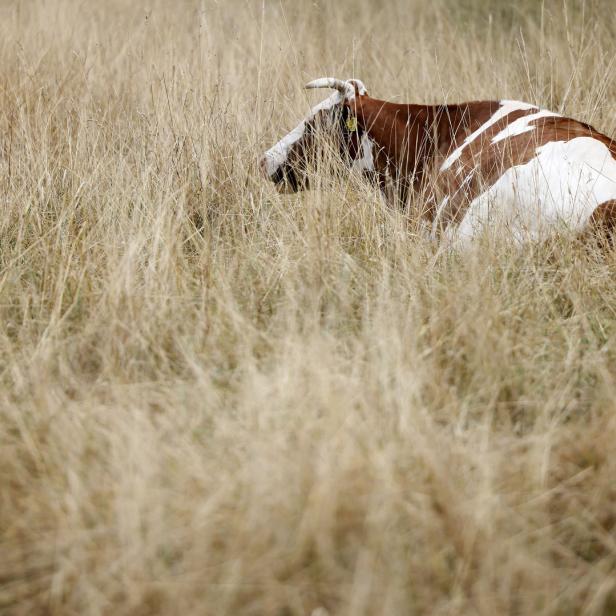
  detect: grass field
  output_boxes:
[2,0,616,614]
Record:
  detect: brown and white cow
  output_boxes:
[261,77,616,245]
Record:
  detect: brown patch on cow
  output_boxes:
[434,107,543,225]
[346,94,616,234]
[590,200,616,232]
[346,96,505,210]
[438,115,616,229]
[583,200,616,248]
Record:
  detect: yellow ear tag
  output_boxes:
[345,116,358,131]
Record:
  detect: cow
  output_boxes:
[261,77,616,245]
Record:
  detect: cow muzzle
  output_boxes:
[260,156,303,193]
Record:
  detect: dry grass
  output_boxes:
[2,0,616,614]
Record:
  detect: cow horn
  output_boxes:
[305,78,355,99]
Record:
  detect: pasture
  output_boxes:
[2,0,616,614]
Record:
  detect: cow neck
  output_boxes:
[351,96,476,176]
[351,97,443,174]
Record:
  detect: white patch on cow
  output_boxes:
[351,133,375,172]
[446,136,616,245]
[440,100,538,172]
[491,109,561,144]
[263,91,343,177]
[461,171,475,187]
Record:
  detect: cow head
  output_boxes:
[260,78,374,192]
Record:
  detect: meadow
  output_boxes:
[2,0,616,614]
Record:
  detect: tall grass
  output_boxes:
[1,0,616,614]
